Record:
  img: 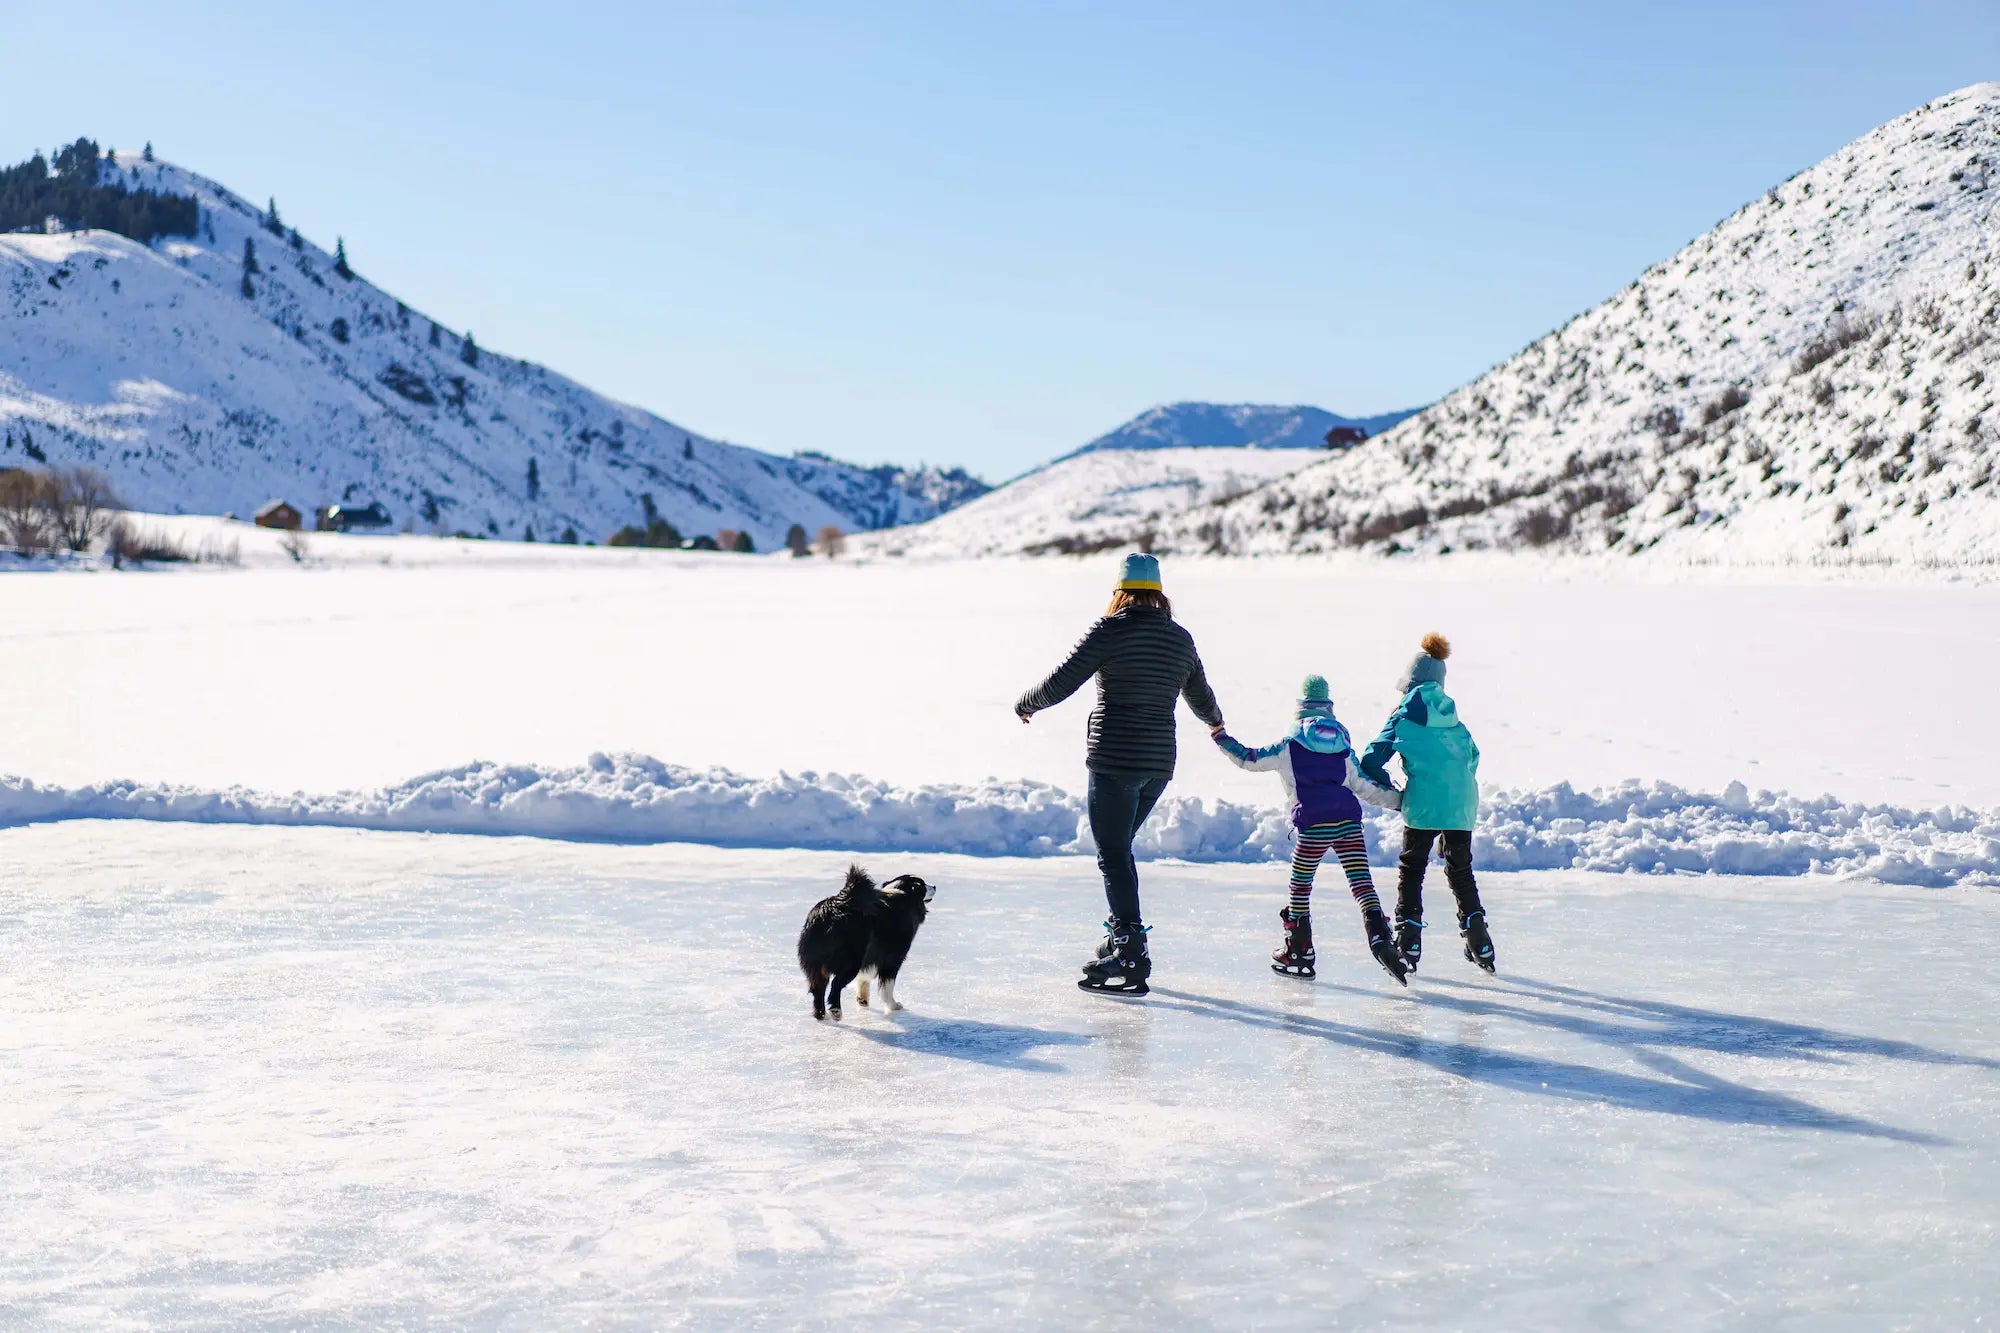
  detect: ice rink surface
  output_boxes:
[3,822,1993,1329]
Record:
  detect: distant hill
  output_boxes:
[1147,84,2000,564]
[1063,401,1421,460]
[0,140,985,546]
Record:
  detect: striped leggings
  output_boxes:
[1289,821,1381,917]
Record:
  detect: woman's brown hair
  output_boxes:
[1107,588,1172,617]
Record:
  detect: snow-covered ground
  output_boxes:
[7,544,1997,815]
[2,824,1994,1328]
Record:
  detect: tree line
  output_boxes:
[605,518,846,556]
[0,138,198,244]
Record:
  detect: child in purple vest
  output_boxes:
[1212,675,1409,984]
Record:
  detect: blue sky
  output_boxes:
[3,2,1995,478]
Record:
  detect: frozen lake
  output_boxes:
[3,822,1993,1329]
[6,549,1999,810]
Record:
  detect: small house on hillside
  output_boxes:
[322,501,393,532]
[254,499,303,530]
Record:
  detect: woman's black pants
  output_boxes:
[1088,771,1169,924]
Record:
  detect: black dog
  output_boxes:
[797,865,935,1021]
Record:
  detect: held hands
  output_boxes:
[1018,711,1033,725]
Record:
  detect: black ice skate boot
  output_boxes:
[1394,916,1424,972]
[1461,909,1496,974]
[1271,908,1316,978]
[1363,908,1410,986]
[1079,919,1151,996]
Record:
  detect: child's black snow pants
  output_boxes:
[1395,828,1483,925]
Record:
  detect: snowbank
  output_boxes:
[3,755,1994,886]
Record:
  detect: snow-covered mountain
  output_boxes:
[1148,84,2000,564]
[856,445,1320,558]
[0,149,984,545]
[1062,401,1421,460]
[856,400,1413,557]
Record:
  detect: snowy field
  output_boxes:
[2,823,1994,1329]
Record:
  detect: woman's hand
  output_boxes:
[1018,711,1033,725]
[1208,721,1226,737]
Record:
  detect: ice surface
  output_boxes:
[2,823,1993,1328]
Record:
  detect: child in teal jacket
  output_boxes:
[1358,634,1495,974]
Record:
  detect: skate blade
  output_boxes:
[1078,977,1150,998]
[1270,962,1316,979]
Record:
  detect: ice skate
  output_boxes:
[1079,919,1151,996]
[1461,909,1496,973]
[1394,916,1424,971]
[1271,907,1316,978]
[1363,908,1410,985]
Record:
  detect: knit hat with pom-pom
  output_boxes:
[1296,673,1334,717]
[1397,633,1451,694]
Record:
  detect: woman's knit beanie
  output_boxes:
[1117,552,1162,591]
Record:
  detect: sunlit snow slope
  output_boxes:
[1153,83,2000,563]
[0,155,983,545]
[859,446,1317,557]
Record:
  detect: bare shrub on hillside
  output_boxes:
[1792,315,1874,376]
[1643,405,1682,439]
[1513,505,1574,548]
[0,468,56,552]
[1700,384,1752,426]
[106,520,193,566]
[280,529,309,563]
[814,525,847,558]
[51,464,121,551]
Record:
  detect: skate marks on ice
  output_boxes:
[1146,982,1955,1143]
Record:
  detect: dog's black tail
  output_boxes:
[842,863,885,915]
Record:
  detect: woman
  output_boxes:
[1016,552,1224,996]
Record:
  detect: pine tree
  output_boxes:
[289,226,302,250]
[559,527,578,545]
[241,237,259,274]
[265,197,284,238]
[334,236,353,280]
[430,322,442,348]
[142,141,154,162]
[526,457,540,500]
[731,530,755,554]
[785,523,810,557]
[683,436,694,461]
[523,525,536,543]
[461,332,479,367]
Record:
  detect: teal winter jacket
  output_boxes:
[1359,681,1480,830]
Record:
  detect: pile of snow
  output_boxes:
[1151,83,2000,565]
[0,153,984,547]
[5,754,1993,886]
[858,446,1319,557]
[1062,401,1420,459]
